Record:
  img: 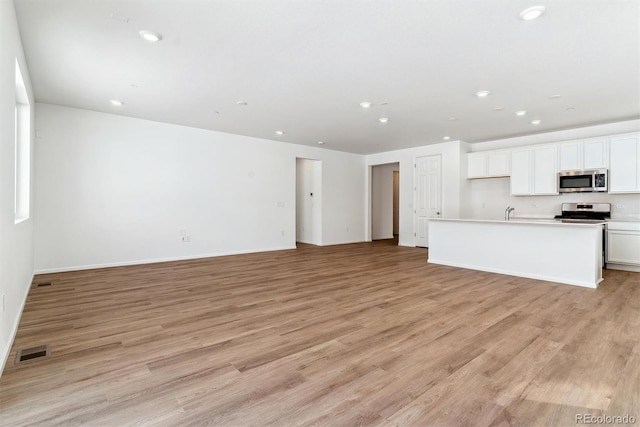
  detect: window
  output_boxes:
[14,59,30,223]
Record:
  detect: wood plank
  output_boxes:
[0,241,638,425]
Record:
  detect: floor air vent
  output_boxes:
[15,345,50,364]
[33,282,52,288]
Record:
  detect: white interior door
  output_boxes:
[414,155,442,247]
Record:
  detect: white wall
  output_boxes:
[0,0,35,373]
[34,104,366,272]
[371,163,398,240]
[295,158,322,244]
[366,141,466,247]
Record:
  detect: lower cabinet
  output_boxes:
[606,221,640,271]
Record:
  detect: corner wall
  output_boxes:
[0,1,35,373]
[34,104,366,273]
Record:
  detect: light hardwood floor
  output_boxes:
[1,241,639,426]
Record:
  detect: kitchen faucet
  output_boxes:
[505,206,515,221]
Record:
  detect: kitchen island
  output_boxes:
[428,218,604,288]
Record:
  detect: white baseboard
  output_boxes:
[428,258,600,289]
[296,239,321,245]
[398,242,418,248]
[0,273,33,377]
[319,239,366,246]
[606,263,640,273]
[34,246,297,274]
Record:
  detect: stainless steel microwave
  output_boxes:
[558,169,608,193]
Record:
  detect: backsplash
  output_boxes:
[467,177,640,221]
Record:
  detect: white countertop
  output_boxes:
[430,217,605,227]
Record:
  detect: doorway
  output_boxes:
[393,171,399,239]
[371,162,400,243]
[296,158,322,245]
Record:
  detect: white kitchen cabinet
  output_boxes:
[488,151,510,176]
[511,145,558,195]
[559,140,581,171]
[467,150,510,179]
[583,138,609,169]
[534,145,558,194]
[510,149,532,195]
[607,221,640,271]
[609,133,640,193]
[559,138,608,171]
[467,153,487,178]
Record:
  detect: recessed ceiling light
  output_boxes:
[275,130,284,136]
[519,5,546,21]
[475,90,491,98]
[360,101,372,108]
[110,13,130,23]
[548,94,562,99]
[493,107,504,111]
[110,99,124,106]
[443,136,451,140]
[139,30,162,42]
[448,117,458,121]
[378,117,390,123]
[317,141,325,145]
[236,101,248,106]
[380,101,389,106]
[531,119,542,125]
[515,110,527,116]
[566,107,576,111]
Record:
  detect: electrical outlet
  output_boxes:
[281,230,285,237]
[616,204,625,209]
[346,226,350,232]
[182,235,191,242]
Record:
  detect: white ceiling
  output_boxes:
[14,0,640,154]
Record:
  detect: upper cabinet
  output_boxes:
[510,149,532,195]
[609,133,640,193]
[559,138,608,171]
[467,150,510,179]
[470,131,637,196]
[534,145,559,194]
[510,144,558,196]
[584,138,609,169]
